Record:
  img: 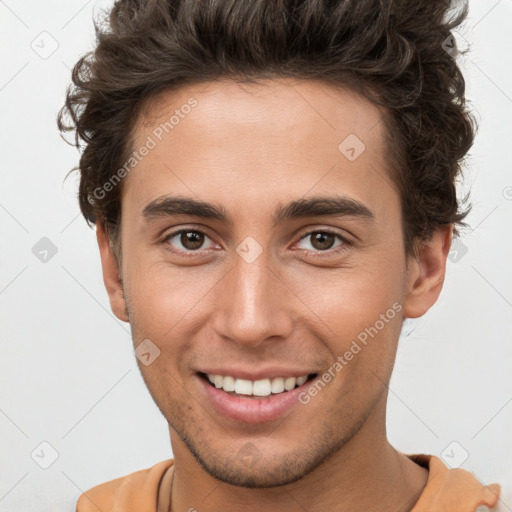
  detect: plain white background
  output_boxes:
[0,1,511,510]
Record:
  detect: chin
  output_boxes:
[181,431,345,489]
[196,454,315,488]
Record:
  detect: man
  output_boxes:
[59,0,502,510]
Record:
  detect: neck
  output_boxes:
[168,398,428,512]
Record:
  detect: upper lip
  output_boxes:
[198,368,316,381]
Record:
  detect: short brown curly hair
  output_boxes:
[58,0,474,256]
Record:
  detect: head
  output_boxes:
[59,0,473,488]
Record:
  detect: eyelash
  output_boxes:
[160,227,352,259]
[296,229,351,258]
[160,228,217,259]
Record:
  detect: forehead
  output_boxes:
[134,78,387,154]
[125,78,396,220]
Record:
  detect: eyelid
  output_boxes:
[160,225,353,257]
[160,226,220,255]
[291,228,352,256]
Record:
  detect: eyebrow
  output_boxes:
[142,195,375,226]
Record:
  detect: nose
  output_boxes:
[211,247,294,349]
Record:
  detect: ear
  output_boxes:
[402,224,453,319]
[96,222,129,322]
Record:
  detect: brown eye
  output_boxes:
[164,229,216,253]
[310,232,336,250]
[180,231,204,250]
[296,231,345,252]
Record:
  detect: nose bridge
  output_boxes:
[212,246,293,346]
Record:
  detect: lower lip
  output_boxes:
[198,374,311,424]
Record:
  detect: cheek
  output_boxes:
[290,255,405,323]
[123,254,223,334]
[288,253,406,364]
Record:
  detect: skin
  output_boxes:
[97,78,452,512]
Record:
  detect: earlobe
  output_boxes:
[96,222,129,322]
[402,225,453,319]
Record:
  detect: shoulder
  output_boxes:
[76,459,174,512]
[407,453,502,512]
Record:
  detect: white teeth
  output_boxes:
[271,377,285,394]
[223,375,235,392]
[205,373,309,396]
[234,378,253,395]
[253,379,272,397]
[284,377,296,391]
[296,375,307,386]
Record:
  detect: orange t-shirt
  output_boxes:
[76,453,501,512]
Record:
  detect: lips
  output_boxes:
[197,371,318,423]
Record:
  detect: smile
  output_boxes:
[204,373,313,397]
[197,372,319,423]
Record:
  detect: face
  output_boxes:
[98,78,450,488]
